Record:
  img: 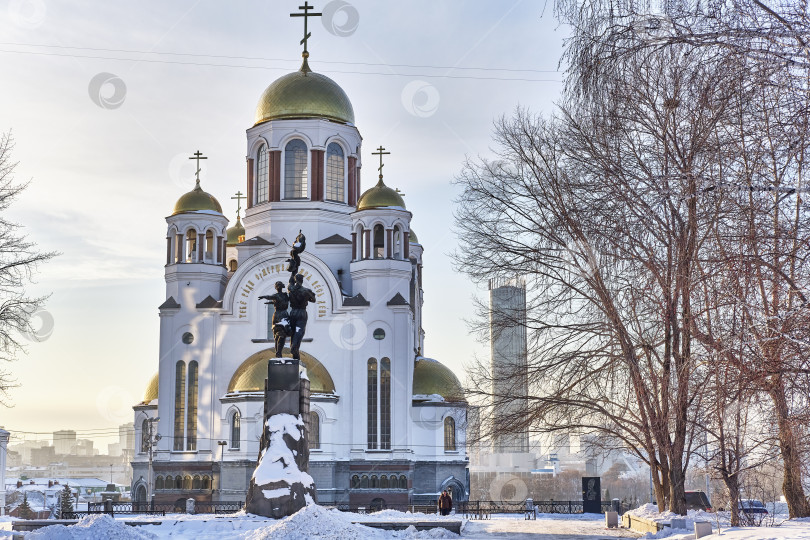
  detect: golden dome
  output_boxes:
[409,228,419,244]
[357,179,406,211]
[172,180,223,216]
[413,357,465,402]
[254,61,354,126]
[226,215,245,246]
[228,348,336,394]
[143,372,159,403]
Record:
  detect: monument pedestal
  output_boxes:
[245,359,316,518]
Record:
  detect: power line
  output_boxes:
[0,46,562,83]
[0,42,562,74]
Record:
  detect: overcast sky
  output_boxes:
[0,0,566,448]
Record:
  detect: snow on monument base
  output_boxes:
[245,413,317,518]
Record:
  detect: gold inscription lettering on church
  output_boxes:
[238,263,327,319]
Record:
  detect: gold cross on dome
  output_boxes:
[188,150,207,183]
[371,146,390,180]
[290,2,322,56]
[231,191,245,217]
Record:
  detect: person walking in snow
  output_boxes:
[439,490,452,516]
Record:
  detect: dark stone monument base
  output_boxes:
[245,359,316,518]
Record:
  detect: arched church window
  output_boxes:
[183,475,192,490]
[231,410,241,450]
[351,475,360,489]
[256,143,269,204]
[155,476,164,491]
[360,475,369,489]
[393,226,402,259]
[309,411,320,450]
[175,476,183,490]
[173,361,186,451]
[140,419,149,453]
[185,230,197,263]
[192,475,201,490]
[399,475,408,490]
[380,475,388,489]
[367,359,378,449]
[165,475,173,489]
[325,142,345,202]
[187,360,198,451]
[380,358,391,450]
[229,259,238,272]
[373,225,384,259]
[444,417,456,451]
[284,139,308,199]
[202,476,211,490]
[370,475,378,489]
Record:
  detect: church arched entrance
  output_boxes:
[134,484,147,511]
[370,497,386,511]
[440,477,467,502]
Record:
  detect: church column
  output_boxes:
[311,149,325,201]
[348,156,357,206]
[197,229,204,262]
[220,237,226,266]
[363,229,371,259]
[270,150,282,202]
[386,229,393,258]
[351,232,357,262]
[246,157,254,209]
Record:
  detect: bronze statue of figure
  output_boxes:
[285,231,307,285]
[258,281,290,357]
[287,273,316,360]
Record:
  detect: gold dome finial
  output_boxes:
[189,150,207,184]
[231,190,246,220]
[371,145,391,181]
[290,2,322,62]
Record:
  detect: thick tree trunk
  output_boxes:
[669,464,687,515]
[770,384,810,518]
[723,473,741,527]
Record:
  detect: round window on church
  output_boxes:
[373,328,385,340]
[182,332,194,345]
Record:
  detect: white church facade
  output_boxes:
[131,51,468,508]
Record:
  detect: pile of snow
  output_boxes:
[242,505,458,540]
[26,514,157,540]
[252,414,313,491]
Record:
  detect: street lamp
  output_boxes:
[145,417,161,509]
[217,441,228,500]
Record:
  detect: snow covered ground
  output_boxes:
[6,505,810,539]
[626,503,810,540]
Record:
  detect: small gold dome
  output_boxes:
[357,179,406,211]
[254,62,354,126]
[172,181,223,216]
[413,357,465,402]
[228,348,336,394]
[143,372,159,403]
[226,215,245,246]
[409,228,419,244]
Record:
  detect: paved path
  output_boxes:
[459,515,640,539]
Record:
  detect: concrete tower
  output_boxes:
[489,278,529,453]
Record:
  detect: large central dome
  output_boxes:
[254,61,355,126]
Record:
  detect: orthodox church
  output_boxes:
[131,19,468,508]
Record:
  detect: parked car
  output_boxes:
[739,498,768,525]
[739,499,768,514]
[685,491,713,512]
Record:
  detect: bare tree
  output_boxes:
[455,42,744,513]
[0,131,56,404]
